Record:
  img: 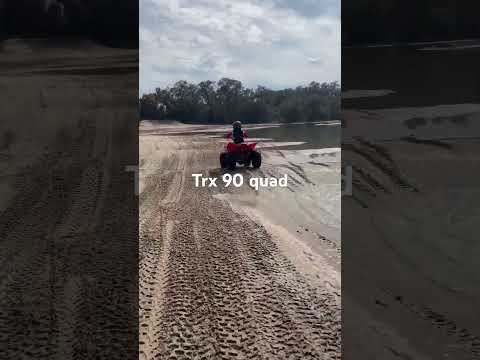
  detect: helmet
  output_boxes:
[233,121,242,129]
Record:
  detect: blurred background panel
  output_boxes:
[0,1,139,359]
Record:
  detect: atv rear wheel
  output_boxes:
[228,156,237,170]
[220,152,228,168]
[251,151,261,168]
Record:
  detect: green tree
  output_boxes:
[139,79,340,124]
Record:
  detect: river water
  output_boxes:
[246,122,341,150]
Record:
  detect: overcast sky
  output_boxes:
[140,0,340,95]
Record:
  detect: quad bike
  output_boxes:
[220,142,262,170]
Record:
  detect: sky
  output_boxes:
[140,0,340,95]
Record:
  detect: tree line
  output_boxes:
[139,78,340,124]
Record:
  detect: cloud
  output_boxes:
[140,0,340,94]
[307,57,322,64]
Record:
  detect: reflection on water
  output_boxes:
[246,122,340,150]
[343,40,480,109]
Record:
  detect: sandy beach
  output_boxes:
[342,102,480,359]
[0,39,138,359]
[139,121,341,359]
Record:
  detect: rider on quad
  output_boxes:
[220,120,261,169]
[226,121,247,143]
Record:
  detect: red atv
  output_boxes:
[220,142,262,170]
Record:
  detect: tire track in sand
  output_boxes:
[139,135,341,360]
